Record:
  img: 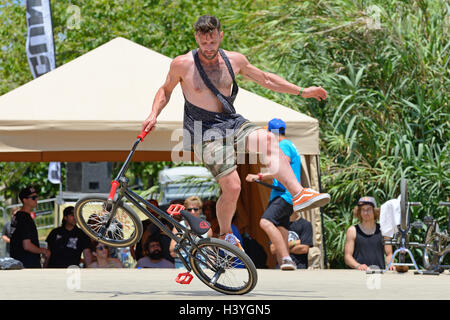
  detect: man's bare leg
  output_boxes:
[247,129,302,195]
[247,129,330,211]
[260,218,290,263]
[216,170,241,236]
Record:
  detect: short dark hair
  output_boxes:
[194,15,221,34]
[61,206,74,227]
[63,206,74,216]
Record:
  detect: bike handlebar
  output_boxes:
[408,202,422,207]
[137,129,150,142]
[254,179,285,192]
[108,180,120,201]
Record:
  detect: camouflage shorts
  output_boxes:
[193,122,261,180]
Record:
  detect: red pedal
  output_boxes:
[167,204,185,216]
[175,272,193,284]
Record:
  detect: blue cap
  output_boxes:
[268,118,286,134]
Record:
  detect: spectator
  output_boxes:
[86,213,120,261]
[1,206,20,257]
[87,240,123,268]
[45,206,93,268]
[136,236,174,268]
[287,212,313,269]
[130,199,174,263]
[246,118,301,270]
[344,196,394,271]
[10,187,50,268]
[169,196,212,268]
[130,218,153,261]
[269,212,313,269]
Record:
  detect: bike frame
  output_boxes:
[101,131,214,272]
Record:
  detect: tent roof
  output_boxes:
[0,37,319,161]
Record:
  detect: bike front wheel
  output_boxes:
[189,238,257,295]
[75,195,143,248]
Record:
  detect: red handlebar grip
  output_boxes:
[108,180,120,201]
[137,129,151,141]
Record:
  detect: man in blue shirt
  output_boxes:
[246,118,303,270]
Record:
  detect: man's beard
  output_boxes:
[149,250,163,260]
[199,48,219,60]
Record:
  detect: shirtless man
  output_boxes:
[142,15,330,249]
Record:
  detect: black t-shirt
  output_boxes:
[10,211,41,268]
[289,218,313,269]
[45,226,91,268]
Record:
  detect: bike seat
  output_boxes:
[180,210,211,236]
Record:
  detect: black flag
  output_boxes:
[25,0,56,78]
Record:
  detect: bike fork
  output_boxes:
[99,180,127,239]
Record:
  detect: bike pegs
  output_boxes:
[167,204,185,216]
[175,272,194,284]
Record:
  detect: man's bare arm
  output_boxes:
[142,57,184,132]
[237,53,327,101]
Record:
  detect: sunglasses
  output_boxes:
[96,245,106,251]
[26,196,38,200]
[186,207,200,212]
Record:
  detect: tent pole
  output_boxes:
[316,155,329,269]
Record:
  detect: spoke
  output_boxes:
[193,242,252,293]
[77,198,138,245]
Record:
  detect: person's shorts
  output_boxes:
[193,121,261,180]
[261,196,293,229]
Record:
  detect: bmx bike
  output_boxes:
[422,202,450,273]
[74,130,258,295]
[376,178,426,274]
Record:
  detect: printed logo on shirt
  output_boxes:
[67,237,78,250]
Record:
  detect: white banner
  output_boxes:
[48,162,61,184]
[26,0,56,78]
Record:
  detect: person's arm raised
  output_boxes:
[142,57,184,133]
[237,53,327,101]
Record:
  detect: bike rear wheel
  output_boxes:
[423,222,444,272]
[189,238,257,295]
[75,195,143,248]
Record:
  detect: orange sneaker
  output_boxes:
[293,188,330,212]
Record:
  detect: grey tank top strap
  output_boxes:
[192,49,238,114]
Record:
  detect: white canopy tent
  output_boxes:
[0,37,325,268]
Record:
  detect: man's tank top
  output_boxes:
[352,223,385,269]
[183,49,248,150]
